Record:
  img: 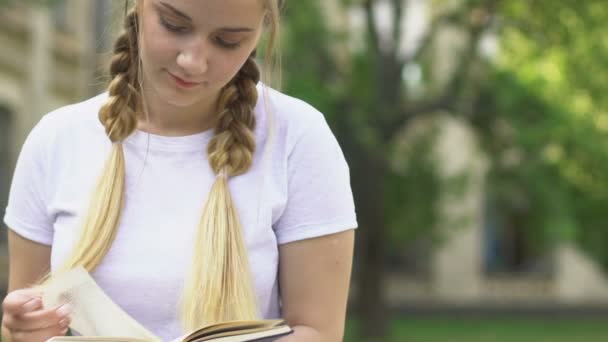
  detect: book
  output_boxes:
[42,267,292,342]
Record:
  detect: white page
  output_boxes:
[42,267,161,342]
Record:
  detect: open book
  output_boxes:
[42,267,292,342]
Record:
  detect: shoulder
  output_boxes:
[257,84,326,126]
[256,84,330,152]
[26,92,108,153]
[37,92,108,135]
[21,92,109,163]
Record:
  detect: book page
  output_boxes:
[197,326,292,342]
[180,320,284,342]
[42,267,161,342]
[170,320,285,342]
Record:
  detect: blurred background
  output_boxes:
[1,0,608,341]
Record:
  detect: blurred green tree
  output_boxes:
[474,0,608,268]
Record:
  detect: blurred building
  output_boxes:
[388,115,608,309]
[0,0,121,288]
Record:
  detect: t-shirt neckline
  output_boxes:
[125,128,215,153]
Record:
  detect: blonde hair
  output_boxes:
[41,0,283,331]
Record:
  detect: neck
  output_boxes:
[138,83,219,137]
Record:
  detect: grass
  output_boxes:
[344,317,608,342]
[1,317,605,342]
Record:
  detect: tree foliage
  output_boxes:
[474,0,608,267]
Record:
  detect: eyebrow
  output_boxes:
[157,1,255,32]
[218,27,255,33]
[158,1,192,22]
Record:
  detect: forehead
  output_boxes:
[146,0,266,27]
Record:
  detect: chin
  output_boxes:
[150,82,206,108]
[162,91,202,107]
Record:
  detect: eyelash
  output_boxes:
[159,16,242,49]
[215,37,241,49]
[159,16,188,34]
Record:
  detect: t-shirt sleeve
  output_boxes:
[3,116,54,245]
[273,112,358,245]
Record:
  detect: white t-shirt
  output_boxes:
[4,84,357,340]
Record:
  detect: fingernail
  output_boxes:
[22,298,41,311]
[59,317,70,328]
[56,303,73,317]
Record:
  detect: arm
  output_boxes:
[277,229,355,342]
[2,113,70,342]
[6,229,51,292]
[2,229,52,342]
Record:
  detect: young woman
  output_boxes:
[1,0,356,341]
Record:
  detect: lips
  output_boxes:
[168,72,202,88]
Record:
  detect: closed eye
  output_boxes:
[159,16,189,34]
[214,36,242,49]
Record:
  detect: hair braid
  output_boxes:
[208,56,261,176]
[98,8,140,143]
[52,8,141,275]
[180,55,262,329]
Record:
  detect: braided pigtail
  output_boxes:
[179,55,261,329]
[57,8,141,274]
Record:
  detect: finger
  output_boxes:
[2,290,43,316]
[5,303,72,332]
[10,324,70,342]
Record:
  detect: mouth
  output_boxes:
[168,71,202,89]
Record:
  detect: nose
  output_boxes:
[176,37,208,77]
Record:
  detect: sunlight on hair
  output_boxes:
[179,174,259,329]
[62,144,126,272]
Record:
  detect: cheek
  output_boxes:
[140,19,177,67]
[213,51,256,84]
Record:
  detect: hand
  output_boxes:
[2,288,72,342]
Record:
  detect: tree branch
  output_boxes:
[441,0,497,113]
[392,0,404,57]
[382,0,499,139]
[363,0,381,55]
[383,95,453,140]
[400,4,470,67]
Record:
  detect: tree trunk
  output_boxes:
[351,150,389,341]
